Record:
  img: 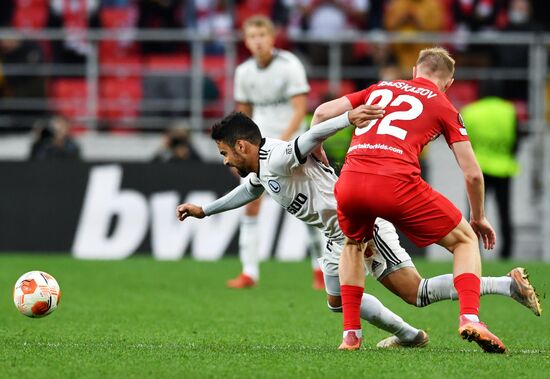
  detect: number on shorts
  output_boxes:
[354,89,423,140]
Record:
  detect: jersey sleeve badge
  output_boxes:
[458,113,468,135]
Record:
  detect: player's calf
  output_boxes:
[327,294,343,313]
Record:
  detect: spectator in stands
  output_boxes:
[300,0,369,65]
[29,116,81,160]
[531,1,550,30]
[495,0,542,101]
[138,0,185,55]
[353,43,400,89]
[366,0,384,30]
[451,0,506,60]
[0,1,15,27]
[383,0,444,74]
[185,0,233,55]
[461,80,521,259]
[275,0,307,37]
[0,37,46,128]
[101,0,131,5]
[152,124,200,162]
[47,0,101,65]
[452,0,504,32]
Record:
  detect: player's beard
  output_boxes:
[236,166,249,177]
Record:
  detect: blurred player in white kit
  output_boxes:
[229,15,325,289]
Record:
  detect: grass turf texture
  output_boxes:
[1,256,549,378]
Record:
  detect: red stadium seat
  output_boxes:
[100,6,137,29]
[99,77,142,122]
[145,54,192,71]
[235,0,274,28]
[202,56,227,117]
[203,55,226,93]
[99,7,139,62]
[512,100,528,123]
[12,0,48,30]
[101,56,143,78]
[99,40,140,63]
[446,80,479,109]
[49,79,88,119]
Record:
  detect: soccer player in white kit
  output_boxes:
[230,15,325,289]
[178,108,430,347]
[177,109,541,348]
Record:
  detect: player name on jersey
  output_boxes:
[377,81,438,99]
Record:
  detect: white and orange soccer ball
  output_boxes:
[13,271,61,318]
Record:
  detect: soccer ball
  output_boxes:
[13,271,61,318]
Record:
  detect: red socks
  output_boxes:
[341,285,363,331]
[454,273,480,315]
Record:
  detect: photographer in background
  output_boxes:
[152,124,200,163]
[29,116,81,160]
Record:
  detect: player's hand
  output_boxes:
[176,203,205,221]
[348,104,385,128]
[470,217,496,250]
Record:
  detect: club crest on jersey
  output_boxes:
[285,144,292,155]
[268,180,281,193]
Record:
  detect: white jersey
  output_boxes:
[247,137,414,280]
[248,137,344,243]
[234,49,310,138]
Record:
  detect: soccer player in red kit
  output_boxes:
[312,47,506,353]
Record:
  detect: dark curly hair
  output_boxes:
[211,112,262,146]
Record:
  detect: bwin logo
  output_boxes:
[268,180,281,193]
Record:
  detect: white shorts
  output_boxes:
[319,218,415,295]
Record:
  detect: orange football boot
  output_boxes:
[313,269,325,290]
[338,331,362,351]
[458,315,506,353]
[226,273,256,289]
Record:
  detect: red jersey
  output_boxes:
[342,77,469,180]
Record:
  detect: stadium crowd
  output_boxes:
[0,0,547,136]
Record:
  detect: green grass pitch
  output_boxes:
[1,255,549,378]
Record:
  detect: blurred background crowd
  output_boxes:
[0,0,548,145]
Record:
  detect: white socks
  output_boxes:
[360,294,419,341]
[417,274,513,307]
[480,276,512,297]
[239,216,259,281]
[462,314,480,322]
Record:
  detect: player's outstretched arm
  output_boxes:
[308,99,383,163]
[451,141,496,250]
[308,97,355,164]
[296,105,384,158]
[311,96,354,126]
[176,182,264,222]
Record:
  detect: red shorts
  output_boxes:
[334,171,463,247]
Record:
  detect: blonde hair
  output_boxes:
[416,47,455,77]
[242,15,275,35]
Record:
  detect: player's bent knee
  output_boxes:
[405,293,419,306]
[327,295,342,312]
[439,219,478,252]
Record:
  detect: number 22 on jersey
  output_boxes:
[355,88,423,140]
